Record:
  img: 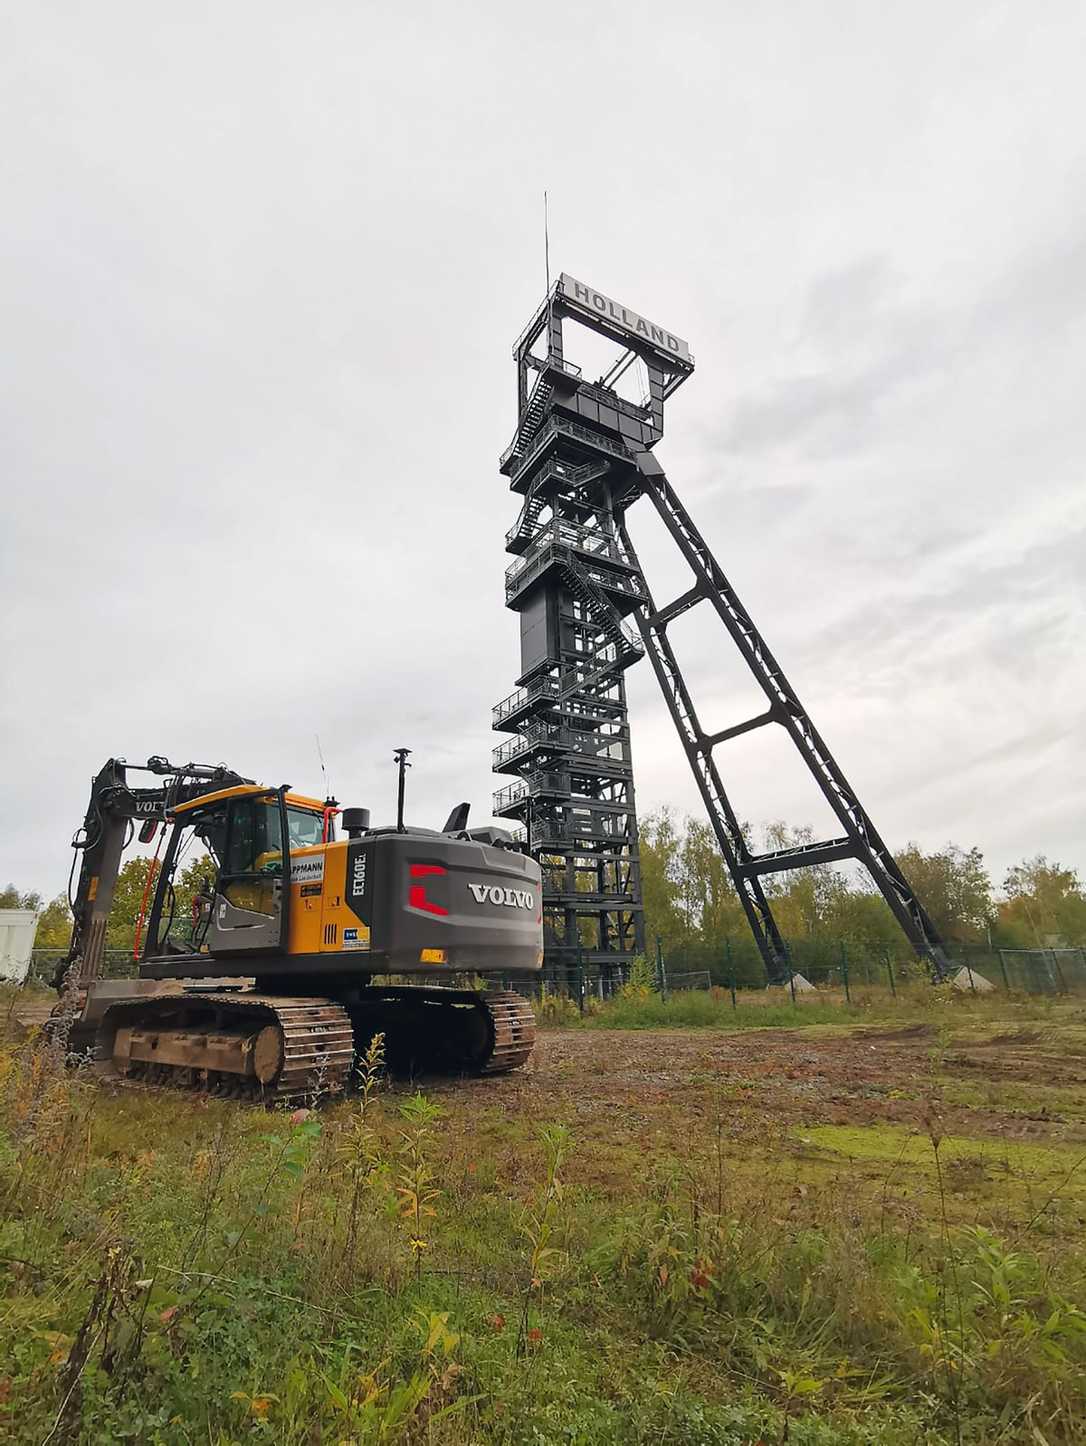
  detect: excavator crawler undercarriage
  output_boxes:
[93,986,536,1102]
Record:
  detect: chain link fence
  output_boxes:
[24,949,138,988]
[994,947,1086,995]
[20,942,1086,1006]
[654,939,1086,1000]
[495,939,1086,1011]
[662,970,712,993]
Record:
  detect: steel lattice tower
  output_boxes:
[493,274,951,985]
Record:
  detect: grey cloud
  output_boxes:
[719,217,1086,462]
[800,256,900,347]
[821,521,1085,649]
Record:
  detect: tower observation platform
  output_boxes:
[493,273,952,988]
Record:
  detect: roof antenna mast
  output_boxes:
[315,733,331,799]
[393,747,412,833]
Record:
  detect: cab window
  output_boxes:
[194,804,228,866]
[225,800,284,876]
[286,807,324,850]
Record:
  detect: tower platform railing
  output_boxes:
[492,676,562,728]
[505,518,639,579]
[504,414,635,485]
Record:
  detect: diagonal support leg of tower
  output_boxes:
[620,449,951,982]
[615,521,792,983]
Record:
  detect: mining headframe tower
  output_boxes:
[493,273,951,987]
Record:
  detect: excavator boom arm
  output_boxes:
[58,757,249,990]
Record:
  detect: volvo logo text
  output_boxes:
[468,883,534,909]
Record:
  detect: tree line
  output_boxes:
[638,811,1086,980]
[4,816,1084,972]
[2,854,211,955]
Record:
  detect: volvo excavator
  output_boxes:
[53,754,541,1101]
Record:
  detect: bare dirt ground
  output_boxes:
[421,1015,1086,1224]
[10,992,1085,1220]
[454,1020,1086,1143]
[11,993,1086,1145]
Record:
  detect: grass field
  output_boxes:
[1,985,1084,1443]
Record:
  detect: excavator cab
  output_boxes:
[204,791,286,955]
[151,786,328,960]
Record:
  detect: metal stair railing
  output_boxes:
[499,374,554,470]
[504,413,634,483]
[492,781,529,811]
[505,491,547,550]
[505,518,639,587]
[491,722,574,769]
[492,675,562,727]
[559,563,643,663]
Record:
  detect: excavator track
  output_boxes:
[477,990,536,1073]
[349,985,536,1077]
[93,985,535,1104]
[99,992,355,1104]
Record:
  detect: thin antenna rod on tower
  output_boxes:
[544,190,552,356]
[544,190,551,293]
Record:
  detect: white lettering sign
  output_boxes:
[559,273,691,363]
[351,852,367,896]
[467,883,535,909]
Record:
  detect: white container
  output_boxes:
[0,909,40,983]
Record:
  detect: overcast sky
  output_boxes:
[2,2,1083,904]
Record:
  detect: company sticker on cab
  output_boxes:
[290,855,325,884]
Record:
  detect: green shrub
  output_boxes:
[1,999,1084,1443]
[535,990,582,1026]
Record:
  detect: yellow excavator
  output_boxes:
[55,754,542,1100]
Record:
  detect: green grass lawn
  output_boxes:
[0,992,1084,1443]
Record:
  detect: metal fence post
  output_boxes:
[788,968,797,1006]
[1051,949,1068,995]
[968,961,977,994]
[997,949,1010,992]
[726,938,737,1010]
[841,942,851,1005]
[576,949,585,1014]
[655,934,668,1001]
[885,951,896,997]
